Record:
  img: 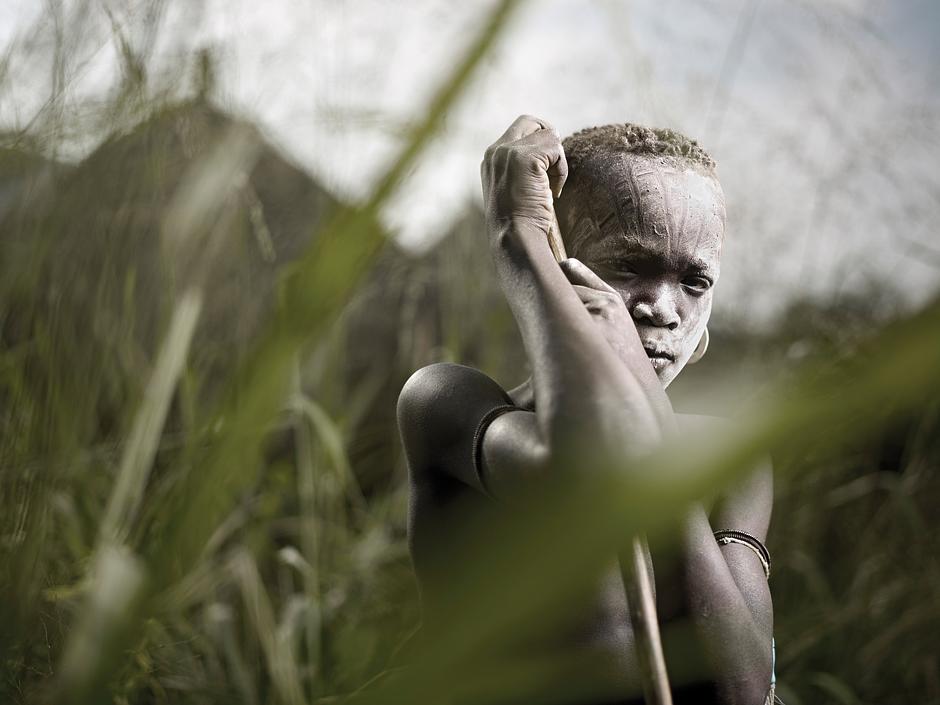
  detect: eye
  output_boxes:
[596,260,637,281]
[682,276,712,294]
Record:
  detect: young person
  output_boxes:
[398,115,776,705]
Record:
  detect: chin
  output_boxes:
[656,361,685,388]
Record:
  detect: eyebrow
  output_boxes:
[601,249,716,277]
[686,258,714,275]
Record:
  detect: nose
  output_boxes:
[630,286,680,330]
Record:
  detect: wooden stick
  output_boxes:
[547,209,568,262]
[621,538,674,705]
[546,209,673,705]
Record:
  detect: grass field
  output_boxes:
[2,2,939,703]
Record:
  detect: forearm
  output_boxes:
[489,219,661,459]
[676,505,773,704]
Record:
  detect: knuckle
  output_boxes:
[510,147,539,171]
[494,143,513,160]
[487,144,516,171]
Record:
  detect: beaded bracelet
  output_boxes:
[713,529,771,579]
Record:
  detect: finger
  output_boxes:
[549,139,568,198]
[571,284,607,303]
[497,114,552,145]
[560,258,617,293]
[513,128,568,197]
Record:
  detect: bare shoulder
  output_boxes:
[675,413,774,540]
[397,363,515,491]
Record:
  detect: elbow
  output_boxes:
[397,364,443,425]
[717,640,774,705]
[730,676,774,705]
[396,363,453,471]
[751,640,775,705]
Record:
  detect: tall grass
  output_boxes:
[2,2,939,704]
[2,1,521,702]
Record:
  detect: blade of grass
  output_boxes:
[52,545,147,705]
[205,602,259,705]
[291,394,364,511]
[290,370,326,699]
[229,549,305,705]
[99,289,201,545]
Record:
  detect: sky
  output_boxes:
[2,0,938,321]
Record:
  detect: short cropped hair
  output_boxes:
[555,124,721,256]
[562,123,716,173]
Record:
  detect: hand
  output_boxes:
[560,258,675,427]
[560,258,649,369]
[480,114,568,239]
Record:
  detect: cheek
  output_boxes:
[683,304,706,330]
[677,300,711,354]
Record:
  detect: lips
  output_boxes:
[641,342,675,371]
[641,342,676,361]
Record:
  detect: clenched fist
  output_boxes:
[480,115,568,239]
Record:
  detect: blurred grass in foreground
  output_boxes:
[2,2,939,703]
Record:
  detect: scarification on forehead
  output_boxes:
[561,171,604,256]
[631,159,676,261]
[562,154,725,271]
[610,157,644,247]
[676,166,691,261]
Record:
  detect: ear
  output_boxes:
[688,327,709,364]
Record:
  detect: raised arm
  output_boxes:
[398,115,666,500]
[479,115,663,469]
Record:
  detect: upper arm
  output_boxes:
[397,363,546,496]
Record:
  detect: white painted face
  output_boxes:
[558,153,726,387]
